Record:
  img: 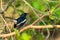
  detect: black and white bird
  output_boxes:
[5,13,27,29]
[14,13,27,29]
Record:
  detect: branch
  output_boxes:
[31,15,46,25]
[0,25,60,38]
[1,0,4,11]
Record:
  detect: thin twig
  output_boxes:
[31,15,46,25]
[1,0,4,11]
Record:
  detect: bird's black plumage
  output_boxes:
[14,13,27,29]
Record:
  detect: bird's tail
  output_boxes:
[4,17,17,23]
[5,17,16,20]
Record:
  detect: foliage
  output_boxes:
[0,0,60,40]
[21,32,31,40]
[14,28,21,40]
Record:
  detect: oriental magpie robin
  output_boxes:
[5,13,27,29]
[14,13,27,29]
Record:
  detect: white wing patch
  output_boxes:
[17,19,26,26]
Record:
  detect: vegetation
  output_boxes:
[0,0,60,40]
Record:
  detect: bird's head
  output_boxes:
[23,13,27,15]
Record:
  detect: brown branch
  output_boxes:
[0,25,60,38]
[31,15,46,25]
[1,0,4,11]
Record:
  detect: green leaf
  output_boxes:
[21,33,31,40]
[39,21,44,25]
[49,15,56,20]
[16,3,21,7]
[17,9,24,15]
[14,28,20,40]
[43,0,47,3]
[54,8,60,18]
[48,2,58,9]
[34,32,45,40]
[32,0,46,11]
[17,9,24,13]
[15,0,23,7]
[43,16,54,24]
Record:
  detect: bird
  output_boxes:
[4,13,27,29]
[14,13,27,29]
